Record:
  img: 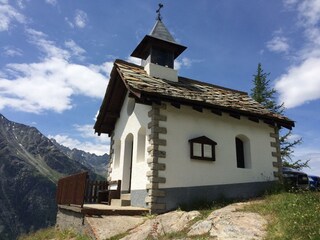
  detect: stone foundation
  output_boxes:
[159,181,276,211]
[55,206,95,238]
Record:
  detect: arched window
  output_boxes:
[137,127,146,163]
[235,135,251,169]
[236,137,245,168]
[123,134,134,192]
[114,139,121,168]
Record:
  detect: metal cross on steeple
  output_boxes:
[156,3,164,21]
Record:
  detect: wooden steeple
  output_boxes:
[131,6,186,69]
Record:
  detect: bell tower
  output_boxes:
[130,4,187,82]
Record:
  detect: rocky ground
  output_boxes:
[85,201,267,240]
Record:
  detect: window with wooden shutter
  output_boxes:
[189,136,217,161]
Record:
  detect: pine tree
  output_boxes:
[251,63,284,114]
[250,63,308,170]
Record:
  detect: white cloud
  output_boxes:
[65,17,74,28]
[175,57,198,70]
[94,110,99,121]
[3,46,23,57]
[276,57,320,108]
[49,124,110,155]
[174,60,182,70]
[89,61,114,77]
[74,10,88,28]
[126,56,141,65]
[16,0,26,9]
[0,1,25,31]
[51,134,80,149]
[293,148,320,176]
[283,0,298,8]
[274,0,320,108]
[297,0,320,26]
[0,29,111,113]
[286,133,302,141]
[45,0,57,6]
[125,56,199,71]
[73,124,97,139]
[27,28,70,59]
[0,58,110,113]
[267,36,289,53]
[64,40,86,60]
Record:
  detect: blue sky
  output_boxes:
[1,0,320,175]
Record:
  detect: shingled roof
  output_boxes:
[94,59,294,135]
[149,20,176,43]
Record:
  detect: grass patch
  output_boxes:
[157,233,211,240]
[179,197,236,219]
[107,232,130,240]
[18,227,91,240]
[146,230,211,240]
[246,191,320,240]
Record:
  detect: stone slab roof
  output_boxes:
[94,59,294,135]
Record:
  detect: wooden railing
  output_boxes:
[85,180,109,203]
[56,171,88,207]
[56,172,121,207]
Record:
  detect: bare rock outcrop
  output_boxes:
[84,201,267,240]
[86,216,145,240]
[188,202,267,240]
[121,210,200,240]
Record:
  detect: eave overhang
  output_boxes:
[134,89,295,130]
[94,66,127,136]
[94,60,295,136]
[131,35,187,60]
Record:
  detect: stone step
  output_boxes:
[111,199,131,207]
[121,193,131,201]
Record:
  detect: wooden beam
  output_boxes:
[211,109,222,116]
[248,116,259,123]
[229,113,240,119]
[106,112,120,119]
[153,99,162,105]
[192,106,203,112]
[171,102,180,109]
[128,92,136,98]
[277,122,292,130]
[100,125,112,134]
[264,119,274,126]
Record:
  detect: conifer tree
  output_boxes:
[250,63,308,170]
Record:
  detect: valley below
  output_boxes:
[0,114,108,240]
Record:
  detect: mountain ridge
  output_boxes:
[0,113,108,239]
[51,138,108,178]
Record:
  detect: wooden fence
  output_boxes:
[56,171,112,207]
[56,171,88,207]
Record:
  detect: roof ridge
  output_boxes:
[115,59,248,95]
[178,76,248,95]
